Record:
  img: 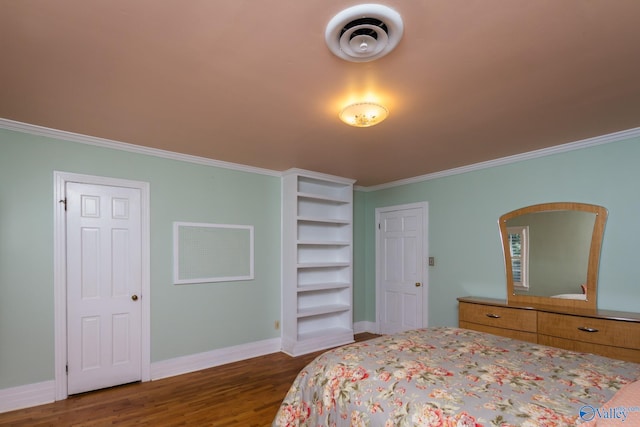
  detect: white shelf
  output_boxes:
[282,169,355,356]
[297,304,351,318]
[297,216,350,224]
[297,262,350,268]
[298,240,351,246]
[298,282,351,292]
[297,192,350,204]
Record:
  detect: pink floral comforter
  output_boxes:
[273,327,640,426]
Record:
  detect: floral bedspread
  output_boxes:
[273,327,640,427]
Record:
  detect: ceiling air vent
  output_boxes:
[325,4,404,62]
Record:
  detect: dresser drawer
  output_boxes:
[538,335,640,363]
[538,312,640,350]
[459,302,537,333]
[459,321,538,343]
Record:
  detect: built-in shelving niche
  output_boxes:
[282,169,355,356]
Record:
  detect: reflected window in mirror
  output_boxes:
[507,225,528,292]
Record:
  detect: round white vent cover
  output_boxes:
[325,4,404,62]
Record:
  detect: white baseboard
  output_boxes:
[0,337,282,414]
[151,325,377,380]
[354,320,378,334]
[0,381,55,414]
[150,337,282,380]
[1,331,384,414]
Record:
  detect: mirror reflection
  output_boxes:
[499,202,607,310]
[506,210,595,299]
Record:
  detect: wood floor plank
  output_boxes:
[0,333,379,426]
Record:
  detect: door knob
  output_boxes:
[131,294,139,301]
[415,282,421,287]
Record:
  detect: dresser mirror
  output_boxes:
[499,202,608,310]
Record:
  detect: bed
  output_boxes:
[273,327,640,426]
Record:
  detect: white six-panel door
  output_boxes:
[65,182,142,395]
[377,204,427,334]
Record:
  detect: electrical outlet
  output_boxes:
[428,256,435,266]
[274,320,280,330]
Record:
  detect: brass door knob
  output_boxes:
[415,282,422,287]
[131,294,139,301]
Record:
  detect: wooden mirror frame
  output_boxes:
[499,202,608,311]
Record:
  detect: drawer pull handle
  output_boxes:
[485,313,501,319]
[577,326,599,333]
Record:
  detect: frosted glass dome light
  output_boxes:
[339,102,389,127]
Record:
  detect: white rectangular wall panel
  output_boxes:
[173,223,254,284]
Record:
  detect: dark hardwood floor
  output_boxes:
[0,333,379,426]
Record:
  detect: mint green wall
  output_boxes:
[2,125,639,391]
[0,129,281,389]
[359,136,640,327]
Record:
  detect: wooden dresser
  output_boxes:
[458,296,640,363]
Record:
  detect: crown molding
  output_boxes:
[2,118,638,189]
[0,118,281,178]
[358,127,640,192]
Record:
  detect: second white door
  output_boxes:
[66,182,142,395]
[377,204,427,334]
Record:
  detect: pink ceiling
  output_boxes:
[2,1,640,186]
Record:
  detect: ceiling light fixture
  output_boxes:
[339,102,389,127]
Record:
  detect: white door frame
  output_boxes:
[375,202,429,333]
[53,171,151,400]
